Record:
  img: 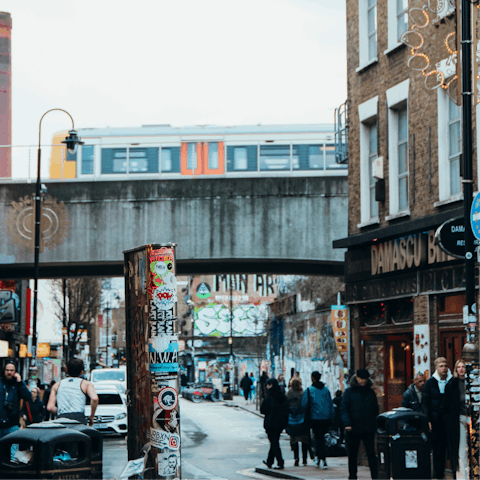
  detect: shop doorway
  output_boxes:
[384,335,413,411]
[440,330,466,373]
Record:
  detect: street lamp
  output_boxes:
[31,109,83,374]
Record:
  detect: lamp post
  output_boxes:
[31,109,83,375]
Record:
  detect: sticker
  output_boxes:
[158,387,178,410]
[149,336,179,373]
[153,284,177,311]
[157,451,180,477]
[196,282,211,299]
[152,408,180,434]
[151,429,180,451]
[405,450,418,469]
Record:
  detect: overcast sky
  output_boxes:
[3,0,347,178]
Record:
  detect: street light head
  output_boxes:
[62,129,84,155]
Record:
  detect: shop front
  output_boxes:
[345,228,473,413]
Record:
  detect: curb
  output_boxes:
[254,466,303,480]
[221,400,264,418]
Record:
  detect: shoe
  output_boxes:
[303,460,307,466]
[315,458,320,467]
[262,460,272,469]
[294,459,299,467]
[274,466,284,470]
[320,459,327,470]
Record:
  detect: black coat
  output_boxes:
[0,378,32,428]
[260,387,289,433]
[441,377,462,473]
[401,384,422,412]
[21,398,46,425]
[422,376,446,424]
[340,375,379,434]
[240,375,253,393]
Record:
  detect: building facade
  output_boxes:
[334,1,476,412]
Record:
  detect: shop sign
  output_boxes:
[198,361,207,370]
[331,306,348,367]
[0,340,8,357]
[37,342,50,358]
[19,343,27,358]
[435,217,480,259]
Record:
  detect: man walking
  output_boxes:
[301,371,334,469]
[422,357,452,479]
[0,360,32,438]
[47,358,99,426]
[402,372,425,412]
[240,372,253,404]
[340,369,379,480]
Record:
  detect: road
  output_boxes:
[102,398,291,479]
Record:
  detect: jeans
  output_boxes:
[0,425,20,460]
[266,430,284,467]
[311,419,330,461]
[346,431,378,479]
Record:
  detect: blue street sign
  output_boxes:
[471,192,480,240]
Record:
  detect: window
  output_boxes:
[448,99,461,196]
[208,142,219,169]
[397,108,409,211]
[187,143,197,170]
[161,147,180,173]
[101,148,159,174]
[227,146,257,172]
[325,144,347,169]
[387,80,410,216]
[260,145,290,170]
[308,145,323,169]
[234,148,247,170]
[387,0,409,53]
[368,124,378,218]
[396,0,408,40]
[367,0,377,60]
[81,146,94,175]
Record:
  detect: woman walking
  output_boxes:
[260,378,289,470]
[286,378,312,466]
[21,387,45,426]
[443,359,470,479]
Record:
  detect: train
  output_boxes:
[48,124,347,180]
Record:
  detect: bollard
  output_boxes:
[124,244,181,479]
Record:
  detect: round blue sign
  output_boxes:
[471,192,480,240]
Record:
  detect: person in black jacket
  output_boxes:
[340,369,379,480]
[42,380,56,420]
[21,387,45,425]
[260,377,289,470]
[422,357,452,480]
[240,372,253,404]
[0,360,32,438]
[401,372,425,412]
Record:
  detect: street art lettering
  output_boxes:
[153,284,177,311]
[158,387,178,411]
[149,319,174,337]
[149,335,179,372]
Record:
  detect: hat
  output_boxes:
[356,368,370,379]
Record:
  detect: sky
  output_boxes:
[2,0,347,179]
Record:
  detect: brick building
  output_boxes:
[334,2,475,412]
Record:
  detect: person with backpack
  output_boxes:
[301,371,334,469]
[260,377,289,470]
[21,387,45,425]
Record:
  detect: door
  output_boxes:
[384,336,413,411]
[440,330,466,373]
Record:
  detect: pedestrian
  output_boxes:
[340,368,379,480]
[21,387,45,426]
[422,356,452,480]
[332,389,344,443]
[442,359,470,480]
[249,372,256,404]
[260,377,289,470]
[286,377,311,466]
[42,380,56,421]
[240,372,253,404]
[301,371,334,469]
[277,374,286,394]
[259,371,268,403]
[401,372,425,412]
[47,357,99,426]
[0,360,32,460]
[288,371,300,388]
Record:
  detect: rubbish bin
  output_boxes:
[376,407,431,480]
[0,423,91,479]
[53,418,103,479]
[223,382,232,400]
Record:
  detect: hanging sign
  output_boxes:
[436,216,480,259]
[331,305,348,366]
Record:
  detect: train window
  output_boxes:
[292,145,324,170]
[104,149,127,173]
[187,143,197,170]
[129,148,159,174]
[260,145,290,171]
[308,145,324,169]
[234,148,247,170]
[209,143,219,169]
[161,147,180,173]
[81,146,94,175]
[326,144,347,169]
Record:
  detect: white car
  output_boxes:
[91,367,127,390]
[85,386,128,436]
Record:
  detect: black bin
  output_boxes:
[0,423,91,479]
[53,418,103,479]
[223,382,232,400]
[376,407,431,480]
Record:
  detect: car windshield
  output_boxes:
[97,383,126,394]
[87,393,123,405]
[92,370,125,382]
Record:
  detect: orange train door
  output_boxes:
[180,142,224,175]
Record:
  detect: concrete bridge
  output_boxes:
[0,176,347,278]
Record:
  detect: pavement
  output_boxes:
[222,395,457,480]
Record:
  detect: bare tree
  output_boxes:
[50,278,102,363]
